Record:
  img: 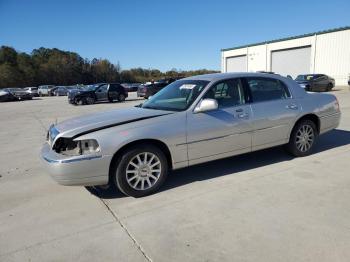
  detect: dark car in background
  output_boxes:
[295,74,335,92]
[0,88,33,102]
[137,78,177,99]
[68,83,128,105]
[122,83,141,92]
[53,86,76,96]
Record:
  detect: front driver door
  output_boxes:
[186,78,252,165]
[95,84,108,101]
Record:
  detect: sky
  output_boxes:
[0,0,349,71]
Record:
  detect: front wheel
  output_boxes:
[74,98,83,105]
[86,96,95,105]
[285,119,317,157]
[113,145,168,197]
[326,83,333,92]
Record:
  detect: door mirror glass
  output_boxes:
[194,98,218,113]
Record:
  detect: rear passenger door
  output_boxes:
[244,77,300,150]
[108,84,120,100]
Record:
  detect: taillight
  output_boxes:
[335,96,340,112]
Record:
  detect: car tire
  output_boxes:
[285,119,317,157]
[86,96,95,105]
[326,83,333,92]
[118,93,126,102]
[75,98,83,105]
[112,144,168,197]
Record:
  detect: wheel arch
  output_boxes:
[108,139,173,183]
[291,113,320,137]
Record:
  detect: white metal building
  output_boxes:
[221,27,350,85]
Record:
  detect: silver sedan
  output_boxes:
[41,73,341,197]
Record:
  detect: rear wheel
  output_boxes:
[112,145,168,197]
[118,93,126,102]
[285,119,317,157]
[326,83,333,92]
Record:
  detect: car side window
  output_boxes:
[246,77,290,103]
[109,84,119,92]
[204,79,246,108]
[97,85,108,92]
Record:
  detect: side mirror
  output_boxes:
[194,98,218,113]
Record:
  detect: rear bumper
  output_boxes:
[40,143,111,186]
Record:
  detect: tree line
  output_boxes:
[0,46,219,88]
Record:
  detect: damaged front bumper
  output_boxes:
[40,142,112,186]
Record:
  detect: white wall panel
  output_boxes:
[222,28,350,85]
[226,55,247,72]
[271,46,311,78]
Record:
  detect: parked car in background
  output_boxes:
[38,85,57,96]
[41,72,340,197]
[24,87,39,97]
[0,88,32,102]
[122,83,141,92]
[295,74,335,92]
[137,78,177,99]
[68,83,128,105]
[53,86,76,96]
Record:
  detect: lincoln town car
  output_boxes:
[41,73,341,197]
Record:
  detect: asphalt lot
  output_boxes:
[1,89,350,262]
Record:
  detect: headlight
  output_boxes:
[53,138,100,156]
[299,84,306,88]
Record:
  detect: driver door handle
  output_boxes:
[286,103,298,110]
[238,113,249,119]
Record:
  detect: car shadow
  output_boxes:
[87,129,350,199]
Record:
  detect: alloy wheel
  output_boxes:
[126,152,161,191]
[295,124,314,152]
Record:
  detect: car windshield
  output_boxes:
[141,80,209,111]
[83,84,99,91]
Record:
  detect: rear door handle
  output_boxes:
[286,104,298,110]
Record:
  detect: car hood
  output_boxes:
[10,90,30,96]
[68,89,93,96]
[53,107,172,139]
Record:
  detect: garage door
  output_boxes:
[271,46,311,78]
[226,55,247,72]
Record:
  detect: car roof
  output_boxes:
[184,72,285,82]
